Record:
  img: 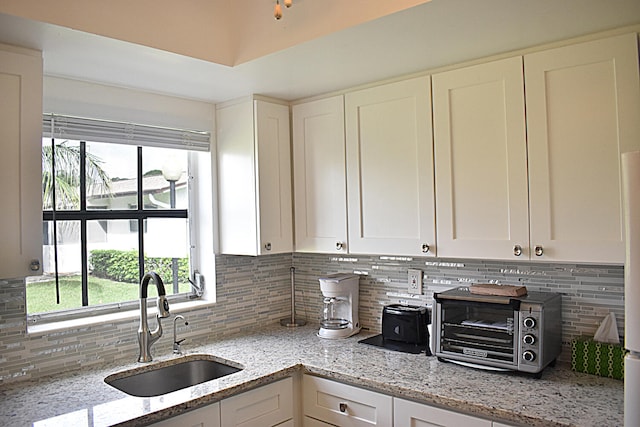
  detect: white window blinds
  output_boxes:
[42,114,211,152]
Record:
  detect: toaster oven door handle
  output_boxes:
[434,293,521,310]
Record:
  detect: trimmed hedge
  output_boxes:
[90,249,189,284]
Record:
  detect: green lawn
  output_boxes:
[26,276,190,314]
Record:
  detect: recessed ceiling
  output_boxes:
[0,0,639,103]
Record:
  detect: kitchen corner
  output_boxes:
[0,324,622,427]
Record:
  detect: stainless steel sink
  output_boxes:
[105,355,243,397]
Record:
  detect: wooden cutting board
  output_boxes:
[469,283,528,297]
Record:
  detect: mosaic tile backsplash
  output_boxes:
[291,253,625,362]
[0,252,625,384]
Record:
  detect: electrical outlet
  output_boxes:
[408,269,422,294]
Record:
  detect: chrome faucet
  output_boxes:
[138,272,170,362]
[173,315,189,354]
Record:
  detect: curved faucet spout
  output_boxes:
[138,272,171,363]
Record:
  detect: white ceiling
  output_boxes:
[0,0,639,103]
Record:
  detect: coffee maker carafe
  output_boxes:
[318,273,360,339]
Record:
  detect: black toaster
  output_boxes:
[382,304,430,344]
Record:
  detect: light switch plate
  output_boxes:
[408,269,422,295]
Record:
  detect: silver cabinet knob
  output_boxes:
[513,245,522,257]
[336,242,344,251]
[264,242,272,251]
[339,402,348,413]
[29,259,41,271]
[534,245,543,256]
[421,244,430,253]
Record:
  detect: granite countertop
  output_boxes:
[0,324,623,427]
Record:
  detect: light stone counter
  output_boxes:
[0,324,623,426]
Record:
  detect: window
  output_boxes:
[27,114,210,319]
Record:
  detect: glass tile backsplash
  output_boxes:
[0,252,624,384]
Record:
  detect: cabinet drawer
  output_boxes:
[394,397,491,427]
[304,415,336,426]
[221,377,293,427]
[303,375,392,426]
[150,402,220,427]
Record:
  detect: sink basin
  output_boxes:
[105,355,243,397]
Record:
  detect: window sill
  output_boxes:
[26,299,215,336]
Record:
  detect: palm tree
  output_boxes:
[42,140,112,209]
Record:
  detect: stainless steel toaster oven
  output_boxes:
[433,287,562,377]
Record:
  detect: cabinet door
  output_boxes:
[216,98,292,256]
[394,397,491,427]
[150,402,221,427]
[0,46,43,278]
[221,377,293,427]
[292,96,348,254]
[255,100,293,255]
[303,375,392,426]
[525,33,640,263]
[345,76,435,256]
[217,99,259,255]
[433,57,529,260]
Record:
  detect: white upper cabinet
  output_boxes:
[0,45,43,279]
[345,76,436,256]
[525,33,640,263]
[433,56,529,260]
[292,96,348,253]
[216,97,293,256]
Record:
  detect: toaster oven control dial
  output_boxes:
[523,334,536,345]
[522,350,536,362]
[523,317,537,329]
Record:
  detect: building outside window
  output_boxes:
[27,114,210,318]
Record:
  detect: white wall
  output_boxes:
[43,76,215,132]
[0,0,430,66]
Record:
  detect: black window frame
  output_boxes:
[43,141,188,308]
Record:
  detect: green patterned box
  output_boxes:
[571,337,627,380]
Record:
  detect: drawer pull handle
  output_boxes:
[339,402,348,413]
[264,242,272,251]
[421,244,430,253]
[513,245,522,257]
[336,242,344,251]
[534,245,543,256]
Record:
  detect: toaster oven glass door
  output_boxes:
[438,300,517,364]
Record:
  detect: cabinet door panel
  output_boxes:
[0,47,43,278]
[433,56,529,260]
[150,402,220,427]
[345,76,435,256]
[216,98,292,256]
[292,96,348,253]
[217,100,258,255]
[303,375,392,426]
[221,377,293,427]
[525,33,640,263]
[255,100,293,254]
[394,397,491,427]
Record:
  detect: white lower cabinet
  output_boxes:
[151,375,515,427]
[303,375,392,426]
[221,377,294,427]
[394,397,491,427]
[150,402,221,427]
[150,378,293,427]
